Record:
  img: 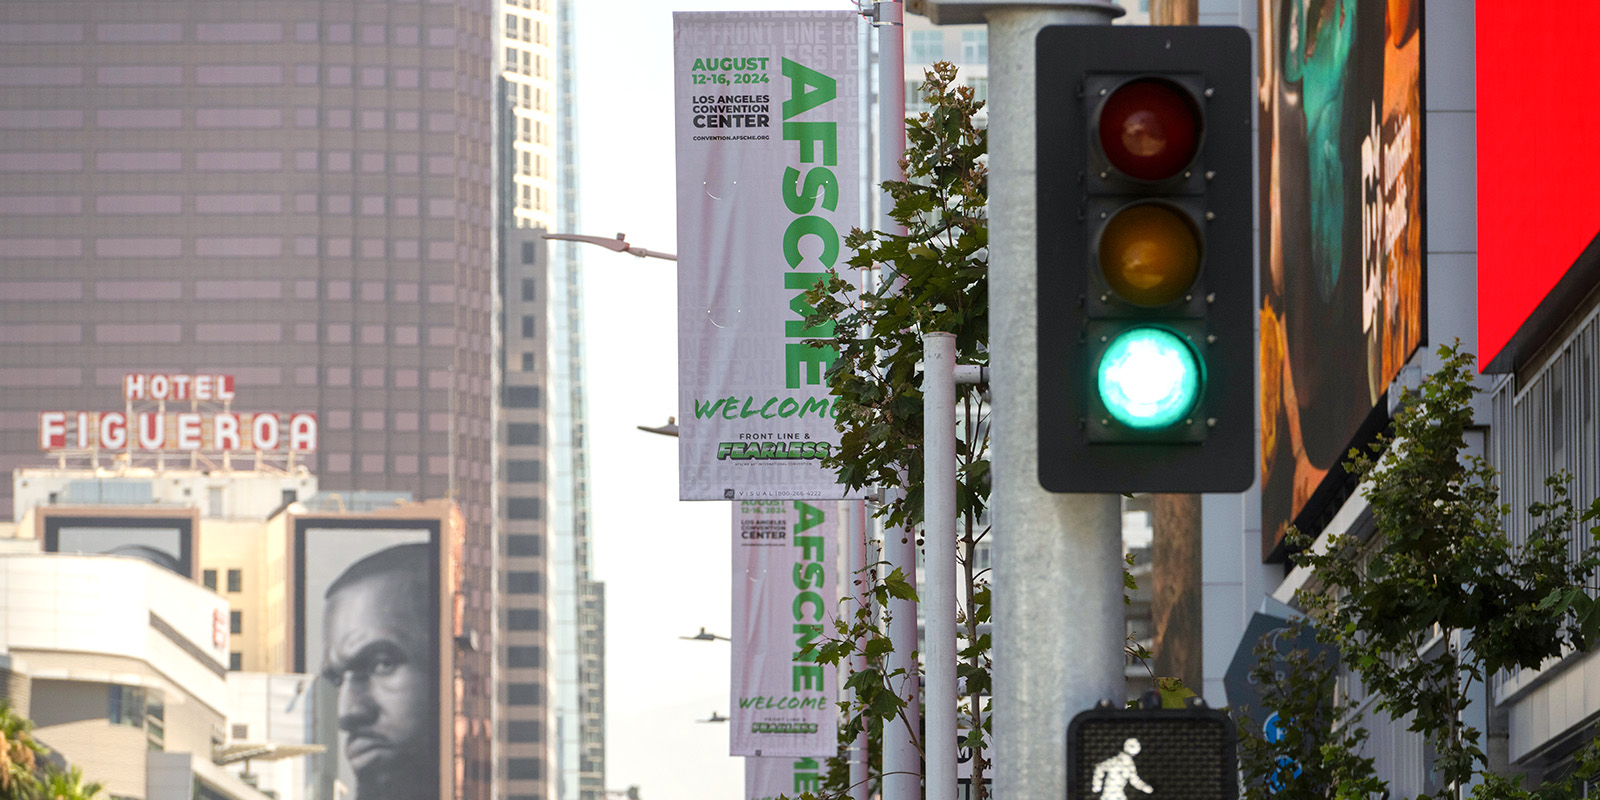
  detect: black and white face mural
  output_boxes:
[49,522,190,576]
[298,526,438,800]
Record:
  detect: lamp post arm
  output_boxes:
[541,231,677,261]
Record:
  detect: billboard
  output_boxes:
[731,500,840,757]
[1477,5,1600,373]
[295,521,443,800]
[1258,0,1424,556]
[673,11,865,501]
[43,514,194,578]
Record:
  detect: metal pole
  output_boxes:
[924,345,985,800]
[923,332,958,800]
[848,499,871,800]
[983,5,1123,800]
[876,5,921,800]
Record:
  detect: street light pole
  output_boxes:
[540,231,677,261]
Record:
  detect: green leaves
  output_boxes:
[795,62,993,800]
[1253,342,1600,800]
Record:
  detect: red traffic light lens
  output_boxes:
[1098,203,1200,306]
[1097,78,1201,181]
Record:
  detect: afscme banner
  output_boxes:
[672,11,864,501]
[745,756,827,800]
[731,500,839,757]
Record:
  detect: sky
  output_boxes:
[571,2,855,799]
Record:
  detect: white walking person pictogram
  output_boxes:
[1092,737,1154,800]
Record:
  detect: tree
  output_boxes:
[804,60,991,800]
[1239,342,1600,800]
[0,703,104,800]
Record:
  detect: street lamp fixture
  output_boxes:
[541,231,677,262]
[637,416,679,438]
[697,711,729,723]
[679,626,730,642]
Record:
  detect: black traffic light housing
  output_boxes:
[1066,705,1238,800]
[1037,25,1254,494]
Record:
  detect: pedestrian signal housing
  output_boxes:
[1036,25,1254,493]
[1067,706,1237,800]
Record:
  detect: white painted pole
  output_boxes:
[923,332,958,800]
[982,5,1123,800]
[876,4,921,800]
[848,499,871,800]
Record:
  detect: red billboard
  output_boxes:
[1477,5,1600,374]
[1258,0,1425,557]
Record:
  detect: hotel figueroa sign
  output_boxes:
[38,373,317,453]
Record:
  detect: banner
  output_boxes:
[731,500,839,757]
[674,11,864,501]
[745,757,826,800]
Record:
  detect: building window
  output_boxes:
[507,721,543,742]
[506,534,542,556]
[229,652,243,671]
[507,571,542,593]
[507,609,542,630]
[507,685,543,707]
[504,386,541,408]
[203,569,218,590]
[508,497,543,519]
[910,30,944,62]
[907,79,929,114]
[508,423,542,445]
[508,645,544,667]
[109,685,146,727]
[521,315,535,338]
[521,352,535,372]
[508,459,542,482]
[230,610,242,634]
[508,759,544,782]
[521,242,535,265]
[227,569,242,592]
[521,277,536,301]
[961,30,987,63]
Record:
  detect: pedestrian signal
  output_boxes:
[1067,706,1236,800]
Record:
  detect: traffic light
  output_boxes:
[1036,26,1254,494]
[1066,706,1237,800]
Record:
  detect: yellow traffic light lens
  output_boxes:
[1097,327,1202,430]
[1098,203,1200,306]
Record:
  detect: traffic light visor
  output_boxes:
[1096,327,1202,429]
[1098,202,1201,306]
[1097,78,1201,181]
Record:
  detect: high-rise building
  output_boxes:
[494,0,594,796]
[0,2,498,797]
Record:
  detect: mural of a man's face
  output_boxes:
[322,566,435,800]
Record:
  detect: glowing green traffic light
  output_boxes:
[1096,327,1202,429]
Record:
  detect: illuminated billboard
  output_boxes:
[295,521,444,800]
[1477,5,1600,373]
[1258,0,1424,557]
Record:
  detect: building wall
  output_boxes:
[548,1,602,797]
[30,682,152,800]
[2,555,234,800]
[498,225,554,799]
[500,0,558,231]
[0,9,498,783]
